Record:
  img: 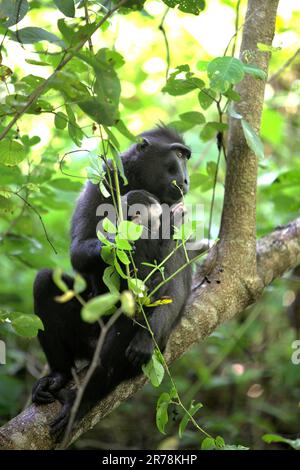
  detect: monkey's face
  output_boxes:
[122,190,162,236]
[135,139,191,204]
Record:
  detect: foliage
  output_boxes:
[0,0,299,451]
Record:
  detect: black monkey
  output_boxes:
[32,126,192,438]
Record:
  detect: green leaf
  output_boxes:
[0,139,25,166]
[0,0,28,27]
[198,89,216,109]
[189,173,214,191]
[66,104,83,146]
[201,437,216,450]
[112,0,146,11]
[128,277,146,297]
[0,189,12,199]
[114,258,128,279]
[54,0,75,17]
[207,57,244,93]
[0,165,23,185]
[179,111,205,125]
[10,313,44,338]
[156,392,171,434]
[243,64,267,81]
[257,42,281,52]
[118,220,143,241]
[215,436,225,448]
[117,249,130,265]
[55,290,75,303]
[223,88,241,101]
[81,293,119,323]
[25,59,50,66]
[241,119,265,159]
[262,434,300,450]
[54,112,68,130]
[77,51,121,126]
[103,217,117,234]
[220,444,249,450]
[8,27,64,47]
[179,401,203,438]
[114,120,136,141]
[52,268,68,293]
[104,127,121,150]
[0,195,14,213]
[142,350,165,387]
[103,266,120,294]
[200,122,228,141]
[115,235,133,251]
[73,274,87,294]
[120,290,135,317]
[168,120,195,133]
[108,142,128,185]
[163,77,204,96]
[162,0,205,15]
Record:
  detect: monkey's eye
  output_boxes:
[137,138,150,152]
[176,150,184,159]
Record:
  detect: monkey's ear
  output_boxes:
[137,138,150,152]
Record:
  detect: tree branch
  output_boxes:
[0,218,299,450]
[219,0,279,276]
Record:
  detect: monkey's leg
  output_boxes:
[32,268,85,405]
[50,317,136,441]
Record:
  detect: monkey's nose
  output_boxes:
[181,179,189,190]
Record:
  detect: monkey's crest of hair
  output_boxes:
[140,124,185,145]
[121,124,186,163]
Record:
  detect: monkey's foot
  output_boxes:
[50,388,76,442]
[125,331,154,370]
[32,371,70,405]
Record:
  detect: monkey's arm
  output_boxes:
[70,238,104,272]
[70,182,114,273]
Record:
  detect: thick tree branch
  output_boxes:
[219,0,279,276]
[0,218,299,450]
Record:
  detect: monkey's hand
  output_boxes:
[125,330,154,370]
[32,371,70,405]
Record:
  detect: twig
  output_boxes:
[231,0,242,57]
[159,8,171,82]
[223,1,265,57]
[13,192,57,254]
[59,149,91,179]
[84,0,94,53]
[268,47,300,83]
[60,308,123,448]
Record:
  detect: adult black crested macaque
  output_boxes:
[32,126,192,438]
